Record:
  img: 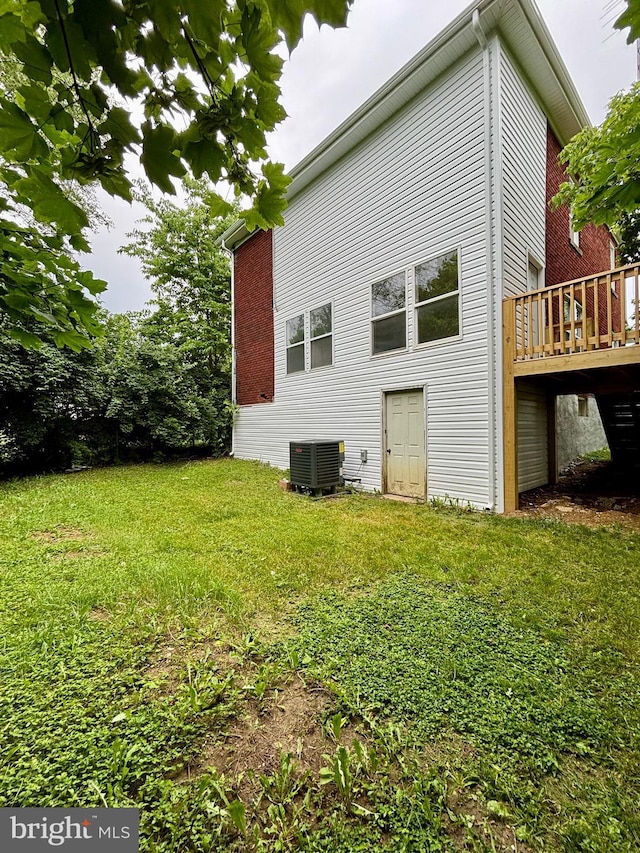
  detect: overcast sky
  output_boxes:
[85,0,636,314]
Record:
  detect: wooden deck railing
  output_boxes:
[506,263,640,362]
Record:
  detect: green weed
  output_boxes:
[0,460,639,851]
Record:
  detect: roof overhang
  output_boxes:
[216,219,251,252]
[287,0,590,200]
[219,0,590,247]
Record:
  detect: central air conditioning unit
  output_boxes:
[289,440,345,493]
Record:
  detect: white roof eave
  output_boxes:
[287,0,590,201]
[219,0,591,245]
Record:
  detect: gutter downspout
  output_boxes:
[221,238,236,458]
[473,8,497,512]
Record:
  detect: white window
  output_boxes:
[310,304,333,368]
[569,209,580,249]
[578,395,589,417]
[563,294,583,324]
[371,272,406,354]
[286,304,333,374]
[286,314,305,374]
[610,240,617,270]
[414,250,460,344]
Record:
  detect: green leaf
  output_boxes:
[16,84,53,125]
[15,168,89,234]
[6,328,44,349]
[69,232,91,253]
[101,107,141,148]
[616,4,640,43]
[244,161,290,230]
[225,800,246,836]
[203,191,235,219]
[13,35,53,84]
[51,106,75,134]
[183,137,226,181]
[238,4,283,82]
[76,270,108,296]
[20,1,47,29]
[264,0,351,50]
[0,99,48,160]
[0,13,27,49]
[180,0,225,44]
[141,123,186,194]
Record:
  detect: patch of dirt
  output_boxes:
[513,460,640,530]
[177,676,335,790]
[87,607,111,622]
[31,525,86,543]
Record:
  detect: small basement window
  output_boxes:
[578,395,589,417]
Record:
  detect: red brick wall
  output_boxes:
[546,125,613,284]
[234,229,274,405]
[545,125,619,332]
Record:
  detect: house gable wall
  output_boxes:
[234,47,495,507]
[233,229,274,406]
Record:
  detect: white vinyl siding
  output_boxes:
[499,45,547,301]
[495,43,547,510]
[234,47,494,508]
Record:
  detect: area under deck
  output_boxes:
[503,263,640,511]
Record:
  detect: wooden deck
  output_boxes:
[502,263,640,512]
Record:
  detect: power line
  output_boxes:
[602,1,639,81]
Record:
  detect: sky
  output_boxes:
[84,0,637,314]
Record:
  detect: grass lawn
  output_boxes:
[1,459,639,851]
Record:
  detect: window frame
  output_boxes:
[370,270,408,357]
[413,248,462,349]
[309,301,334,370]
[284,301,334,375]
[285,312,306,375]
[569,209,581,251]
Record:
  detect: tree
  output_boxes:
[0,310,232,477]
[121,180,236,378]
[120,180,236,453]
[554,3,640,229]
[96,313,229,459]
[0,314,107,472]
[618,211,640,264]
[0,0,352,344]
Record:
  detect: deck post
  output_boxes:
[503,299,518,512]
[547,392,558,485]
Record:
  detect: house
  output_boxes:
[220,0,640,513]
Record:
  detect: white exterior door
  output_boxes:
[385,390,426,498]
[528,260,541,350]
